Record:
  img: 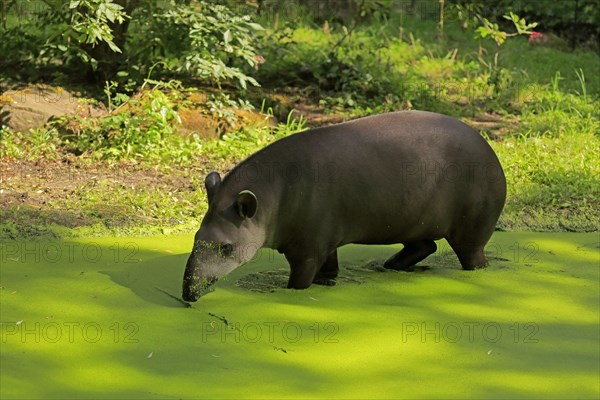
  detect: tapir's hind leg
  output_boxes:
[447,225,492,270]
[384,240,437,271]
[447,240,488,270]
[313,250,339,286]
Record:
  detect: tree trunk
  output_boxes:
[85,0,143,82]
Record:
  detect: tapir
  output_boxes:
[182,111,506,301]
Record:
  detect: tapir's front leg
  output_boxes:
[313,249,338,286]
[285,249,328,289]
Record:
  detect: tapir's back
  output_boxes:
[248,111,497,169]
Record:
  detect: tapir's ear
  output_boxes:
[236,190,257,219]
[205,171,221,204]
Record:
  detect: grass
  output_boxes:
[0,110,307,239]
[493,132,599,231]
[491,76,600,231]
[499,42,600,95]
[1,232,598,398]
[1,8,599,238]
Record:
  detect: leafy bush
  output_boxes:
[0,1,264,88]
[124,1,264,89]
[56,81,183,160]
[0,125,61,160]
[448,0,599,49]
[256,25,406,112]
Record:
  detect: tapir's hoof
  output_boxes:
[313,277,337,286]
[383,259,415,272]
[462,262,488,271]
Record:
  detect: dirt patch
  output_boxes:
[466,112,518,139]
[235,261,389,293]
[291,103,346,127]
[235,269,289,293]
[0,157,206,237]
[0,158,193,207]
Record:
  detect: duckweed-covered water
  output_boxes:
[1,232,598,399]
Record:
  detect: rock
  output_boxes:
[178,106,274,139]
[177,108,223,139]
[0,85,102,133]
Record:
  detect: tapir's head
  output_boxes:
[182,171,264,302]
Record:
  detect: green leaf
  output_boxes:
[247,22,265,31]
[105,8,115,23]
[106,40,123,53]
[476,27,489,38]
[223,30,232,44]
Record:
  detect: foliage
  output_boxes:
[1,84,306,166]
[0,126,20,158]
[448,0,599,49]
[0,0,264,88]
[0,126,61,160]
[124,1,264,89]
[67,0,128,52]
[475,11,538,45]
[55,80,184,160]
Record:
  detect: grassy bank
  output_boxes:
[1,8,598,239]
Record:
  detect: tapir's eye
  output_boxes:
[220,243,234,257]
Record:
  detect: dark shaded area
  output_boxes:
[449,0,599,50]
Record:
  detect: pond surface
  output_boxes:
[1,232,598,399]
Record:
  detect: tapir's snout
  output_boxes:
[182,195,260,301]
[182,273,217,302]
[181,252,219,302]
[182,286,199,302]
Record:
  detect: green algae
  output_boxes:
[0,232,598,399]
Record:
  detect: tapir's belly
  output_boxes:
[342,205,451,245]
[313,178,458,246]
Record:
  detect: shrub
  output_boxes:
[0,1,264,89]
[448,0,599,49]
